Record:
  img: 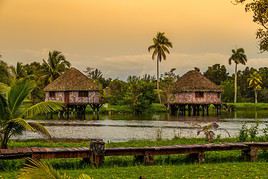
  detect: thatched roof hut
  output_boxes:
[44,67,101,105]
[44,67,98,92]
[168,69,223,116]
[173,70,223,93]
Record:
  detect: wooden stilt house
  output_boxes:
[44,67,102,119]
[168,69,223,116]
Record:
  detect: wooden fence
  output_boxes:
[1,140,268,167]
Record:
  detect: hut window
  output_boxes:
[217,93,221,98]
[49,92,56,98]
[79,91,88,97]
[195,92,204,98]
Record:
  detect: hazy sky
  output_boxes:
[1,0,268,79]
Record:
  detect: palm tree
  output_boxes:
[42,51,71,83]
[11,62,27,80]
[228,48,247,103]
[0,79,62,149]
[248,71,262,104]
[148,32,173,103]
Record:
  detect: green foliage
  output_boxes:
[42,50,71,84]
[235,0,268,52]
[238,122,259,142]
[239,123,248,142]
[204,64,229,85]
[0,60,12,85]
[160,68,179,104]
[221,79,235,102]
[0,79,63,148]
[248,122,259,140]
[104,79,127,105]
[84,67,111,89]
[18,158,91,179]
[125,76,156,114]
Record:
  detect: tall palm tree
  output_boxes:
[42,51,71,83]
[0,79,63,149]
[228,48,247,103]
[148,32,173,103]
[248,71,262,104]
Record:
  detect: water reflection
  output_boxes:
[15,110,268,142]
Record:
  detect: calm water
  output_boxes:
[16,110,268,142]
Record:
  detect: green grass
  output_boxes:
[227,103,268,110]
[7,137,238,149]
[87,103,168,114]
[1,162,268,178]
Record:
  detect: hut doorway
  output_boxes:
[64,92,70,104]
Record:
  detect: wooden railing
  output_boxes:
[1,140,268,167]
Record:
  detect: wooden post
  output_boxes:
[202,105,205,116]
[241,147,258,162]
[170,105,177,116]
[134,154,154,165]
[188,105,191,116]
[188,152,205,163]
[90,139,105,167]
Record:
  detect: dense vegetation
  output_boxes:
[1,51,268,111]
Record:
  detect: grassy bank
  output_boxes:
[227,103,268,110]
[99,103,167,113]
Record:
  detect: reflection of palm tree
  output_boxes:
[43,51,71,83]
[148,32,173,103]
[248,71,262,104]
[228,48,247,103]
[0,79,62,148]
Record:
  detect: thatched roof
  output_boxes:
[173,70,222,92]
[44,67,98,92]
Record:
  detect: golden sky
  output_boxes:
[0,0,268,79]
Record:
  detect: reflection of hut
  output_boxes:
[168,69,223,116]
[44,67,102,119]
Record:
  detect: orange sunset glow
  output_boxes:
[0,0,267,78]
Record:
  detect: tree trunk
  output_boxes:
[1,133,9,149]
[157,57,161,104]
[255,89,258,104]
[234,64,237,103]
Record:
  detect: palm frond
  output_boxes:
[148,45,156,52]
[0,82,10,95]
[28,122,51,138]
[0,94,8,121]
[22,101,63,118]
[18,158,63,179]
[78,174,92,179]
[8,79,36,115]
[8,118,34,131]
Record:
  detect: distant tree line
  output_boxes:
[0,49,268,114]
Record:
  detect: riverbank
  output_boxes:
[227,103,268,110]
[90,103,268,114]
[1,138,268,178]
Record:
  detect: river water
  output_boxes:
[15,110,268,142]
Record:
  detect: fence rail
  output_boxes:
[0,141,267,166]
